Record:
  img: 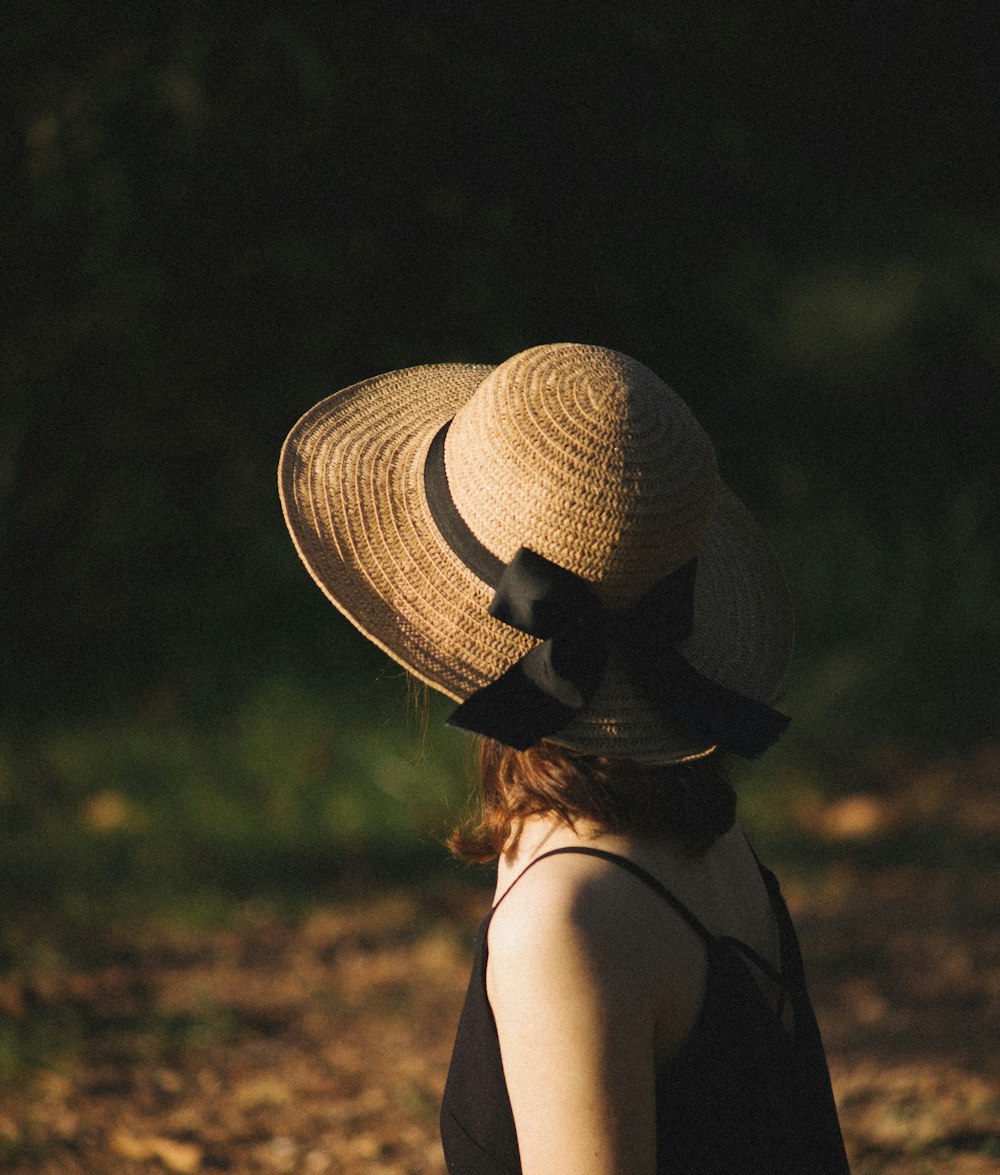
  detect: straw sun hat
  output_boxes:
[278,343,792,764]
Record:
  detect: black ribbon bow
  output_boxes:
[422,419,787,758]
[449,547,789,758]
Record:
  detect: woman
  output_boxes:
[279,343,850,1174]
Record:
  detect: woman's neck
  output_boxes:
[495,814,605,901]
[493,813,737,906]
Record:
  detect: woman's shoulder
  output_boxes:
[489,820,748,932]
[486,831,711,1073]
[487,836,707,1014]
[489,843,649,956]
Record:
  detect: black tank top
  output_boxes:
[440,846,850,1174]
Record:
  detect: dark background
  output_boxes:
[2,6,999,901]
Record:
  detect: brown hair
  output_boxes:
[446,739,737,862]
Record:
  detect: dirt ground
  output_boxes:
[1,864,998,1175]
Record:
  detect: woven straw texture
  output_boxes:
[279,344,793,763]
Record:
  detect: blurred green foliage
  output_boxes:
[0,677,473,939]
[2,6,998,926]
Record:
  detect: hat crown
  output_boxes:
[444,344,721,606]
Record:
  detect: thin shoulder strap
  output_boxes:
[746,846,799,988]
[718,936,785,987]
[492,845,717,946]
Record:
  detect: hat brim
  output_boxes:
[279,363,793,763]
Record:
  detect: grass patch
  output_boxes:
[0,673,473,947]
